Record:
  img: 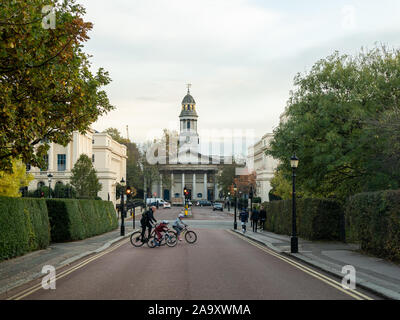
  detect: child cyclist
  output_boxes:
[154,220,170,247]
[173,214,188,241]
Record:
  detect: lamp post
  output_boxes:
[47,173,53,199]
[233,185,238,230]
[120,178,126,236]
[290,154,299,253]
[249,185,254,213]
[227,192,231,212]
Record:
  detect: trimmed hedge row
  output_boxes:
[46,199,118,242]
[263,198,344,241]
[0,197,50,261]
[346,190,400,262]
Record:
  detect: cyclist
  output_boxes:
[239,209,249,234]
[140,206,157,242]
[173,213,188,241]
[154,220,170,247]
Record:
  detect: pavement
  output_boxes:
[234,225,400,300]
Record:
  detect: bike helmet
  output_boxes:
[179,214,184,218]
[162,220,169,224]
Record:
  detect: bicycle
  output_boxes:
[130,224,158,248]
[148,230,177,248]
[173,226,197,244]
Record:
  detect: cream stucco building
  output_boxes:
[27,129,127,205]
[247,133,279,202]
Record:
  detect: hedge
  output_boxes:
[46,199,118,242]
[262,198,344,241]
[0,197,50,261]
[346,190,400,262]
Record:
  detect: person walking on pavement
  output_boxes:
[239,209,249,234]
[251,207,259,233]
[259,206,267,232]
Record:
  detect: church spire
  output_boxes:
[187,83,192,94]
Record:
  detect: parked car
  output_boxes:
[213,202,224,211]
[163,202,171,209]
[197,200,212,207]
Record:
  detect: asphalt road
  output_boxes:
[6,207,377,300]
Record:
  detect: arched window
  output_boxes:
[38,181,45,189]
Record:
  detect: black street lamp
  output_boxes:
[120,178,126,236]
[233,185,238,230]
[227,192,231,212]
[47,173,53,199]
[290,154,299,253]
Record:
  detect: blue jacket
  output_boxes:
[239,211,249,223]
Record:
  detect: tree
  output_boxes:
[70,154,101,198]
[217,163,237,197]
[0,0,113,172]
[103,128,130,145]
[267,46,400,200]
[269,169,292,200]
[231,172,257,196]
[0,159,33,197]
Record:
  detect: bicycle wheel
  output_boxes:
[185,230,197,244]
[130,231,145,247]
[166,231,177,247]
[147,236,157,248]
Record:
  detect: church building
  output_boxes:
[150,86,226,204]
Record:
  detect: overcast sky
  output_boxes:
[78,0,400,143]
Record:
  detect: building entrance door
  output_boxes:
[163,189,170,201]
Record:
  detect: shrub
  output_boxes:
[46,199,118,242]
[346,190,400,262]
[263,198,344,241]
[0,197,50,261]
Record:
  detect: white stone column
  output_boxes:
[171,172,174,199]
[160,173,163,199]
[193,172,196,199]
[214,173,218,200]
[182,172,185,198]
[48,142,54,172]
[204,172,207,200]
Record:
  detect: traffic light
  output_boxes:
[126,186,132,195]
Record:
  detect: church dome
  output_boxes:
[182,93,196,104]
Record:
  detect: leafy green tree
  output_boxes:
[269,169,292,200]
[103,128,130,145]
[216,163,237,197]
[0,159,33,197]
[70,154,101,198]
[0,0,113,172]
[267,46,400,200]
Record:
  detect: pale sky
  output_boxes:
[77,0,400,143]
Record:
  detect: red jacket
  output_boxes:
[155,223,169,233]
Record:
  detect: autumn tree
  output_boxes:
[0,0,113,172]
[0,159,33,197]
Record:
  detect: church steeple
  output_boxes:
[179,84,199,144]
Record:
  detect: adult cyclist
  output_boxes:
[140,206,157,242]
[173,213,188,241]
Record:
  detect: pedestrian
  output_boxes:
[239,209,249,234]
[259,206,266,232]
[251,208,259,233]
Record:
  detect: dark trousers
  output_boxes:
[252,220,259,232]
[141,223,152,240]
[259,219,265,230]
